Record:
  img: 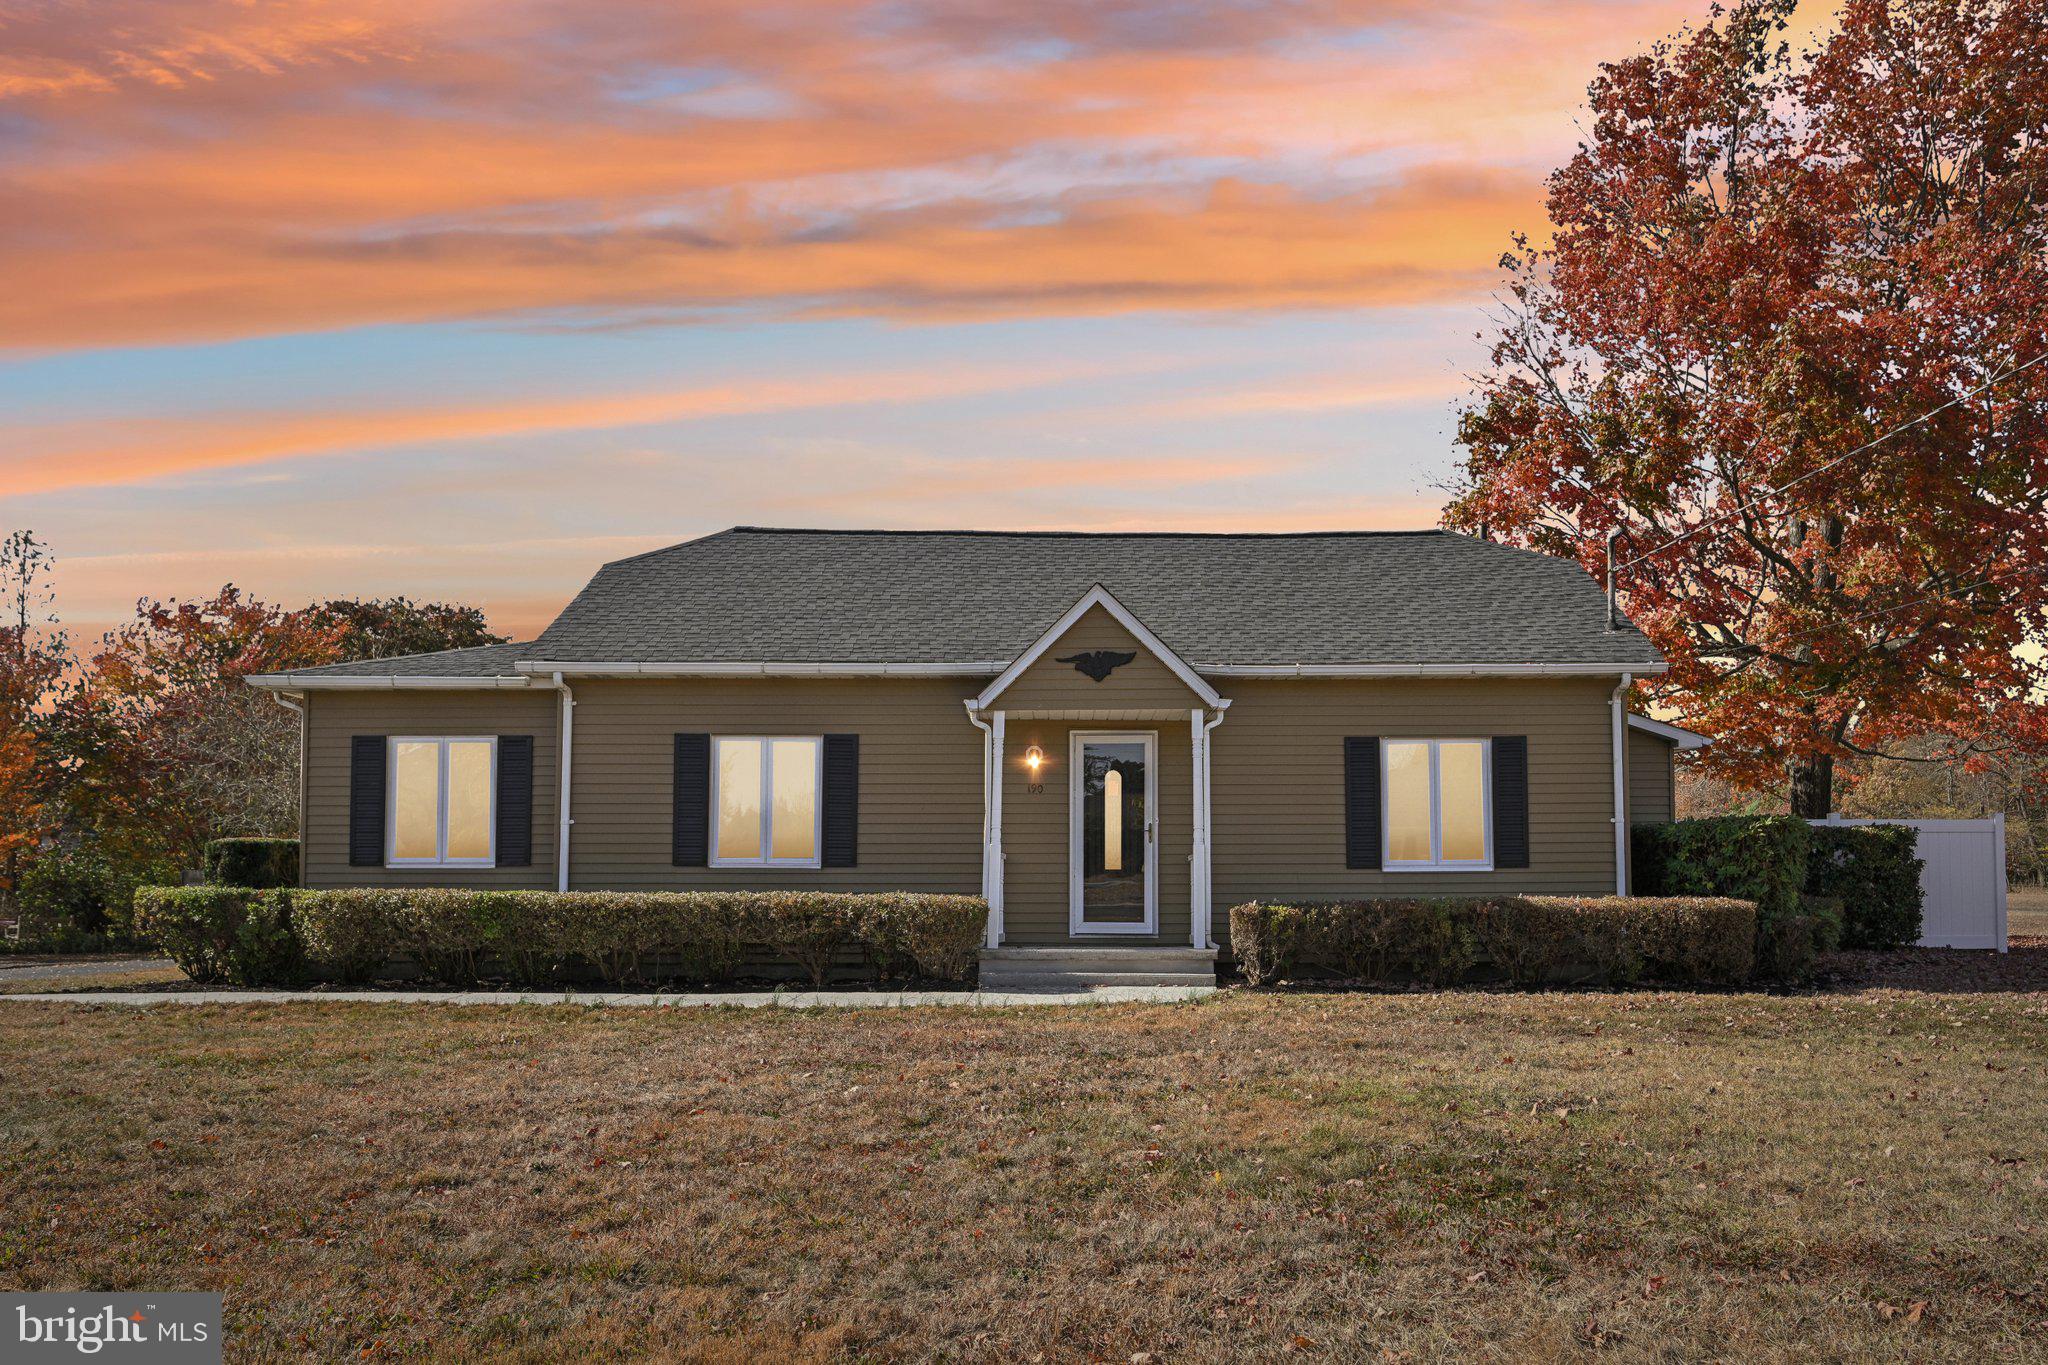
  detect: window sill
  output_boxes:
[1382,863,1496,874]
[386,861,498,870]
[709,861,824,871]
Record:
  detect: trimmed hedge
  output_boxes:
[133,886,303,986]
[1806,825,1923,949]
[134,888,986,989]
[203,838,301,889]
[1630,816,1809,920]
[1633,815,1924,973]
[1228,896,1756,989]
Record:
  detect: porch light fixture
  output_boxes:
[1024,745,1044,772]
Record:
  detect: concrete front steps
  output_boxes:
[978,946,1219,989]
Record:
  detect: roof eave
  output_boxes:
[245,674,542,690]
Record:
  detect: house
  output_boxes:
[248,527,1700,983]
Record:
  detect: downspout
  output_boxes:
[1197,705,1226,948]
[965,704,1001,949]
[553,672,575,893]
[271,691,307,888]
[1610,673,1631,896]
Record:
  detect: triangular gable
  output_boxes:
[973,585,1224,710]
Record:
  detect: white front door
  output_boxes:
[1069,731,1157,936]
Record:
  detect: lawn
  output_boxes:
[2,987,2044,1361]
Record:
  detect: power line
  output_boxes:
[1613,349,2048,573]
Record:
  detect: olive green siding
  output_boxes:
[989,605,1203,712]
[567,678,983,893]
[302,689,560,890]
[1626,727,1677,826]
[295,671,1633,949]
[999,717,1192,945]
[1208,678,1623,938]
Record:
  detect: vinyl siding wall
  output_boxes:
[566,678,983,893]
[998,717,1193,945]
[1208,678,1623,943]
[296,673,1633,949]
[302,689,560,889]
[1626,728,1677,826]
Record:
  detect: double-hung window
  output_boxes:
[1383,738,1491,871]
[388,737,496,867]
[713,737,822,867]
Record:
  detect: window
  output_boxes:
[1383,738,1491,870]
[388,737,495,867]
[712,737,821,867]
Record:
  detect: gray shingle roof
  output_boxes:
[521,528,1662,668]
[278,640,534,679]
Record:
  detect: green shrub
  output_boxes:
[1229,902,1299,986]
[203,838,300,889]
[1755,894,1843,982]
[858,893,985,983]
[1631,816,1810,920]
[214,889,987,989]
[1805,825,1923,950]
[133,886,303,986]
[14,846,176,948]
[286,888,400,984]
[1515,897,1756,986]
[1229,896,1756,988]
[749,893,856,988]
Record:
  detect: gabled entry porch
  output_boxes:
[962,583,1229,957]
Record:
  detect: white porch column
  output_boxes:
[985,710,1006,948]
[1189,709,1207,947]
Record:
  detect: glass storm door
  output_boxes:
[1069,732,1157,935]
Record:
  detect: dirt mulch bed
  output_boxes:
[1819,936,2048,994]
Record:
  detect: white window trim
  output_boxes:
[710,735,825,869]
[386,736,497,868]
[1382,737,1493,872]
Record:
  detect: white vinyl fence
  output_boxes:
[1813,815,2009,951]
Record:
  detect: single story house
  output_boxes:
[249,527,1704,981]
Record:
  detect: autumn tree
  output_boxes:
[0,532,67,907]
[300,597,504,661]
[1445,0,2048,816]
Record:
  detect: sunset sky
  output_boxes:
[2,0,1721,642]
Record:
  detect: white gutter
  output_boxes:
[554,672,575,893]
[514,660,1004,678]
[254,660,1663,687]
[964,704,1004,949]
[1611,672,1632,895]
[1204,661,1666,678]
[246,675,534,690]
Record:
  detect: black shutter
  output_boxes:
[496,735,534,867]
[1344,736,1381,870]
[349,736,386,867]
[822,734,859,868]
[672,733,711,866]
[1492,735,1530,868]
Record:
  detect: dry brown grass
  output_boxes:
[2009,885,2048,938]
[2,988,2044,1361]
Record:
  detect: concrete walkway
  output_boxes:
[0,984,1218,1009]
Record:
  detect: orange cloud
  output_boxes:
[5,358,1173,493]
[0,0,1703,351]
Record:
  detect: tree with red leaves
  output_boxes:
[52,586,345,869]
[0,532,68,906]
[1445,0,2048,815]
